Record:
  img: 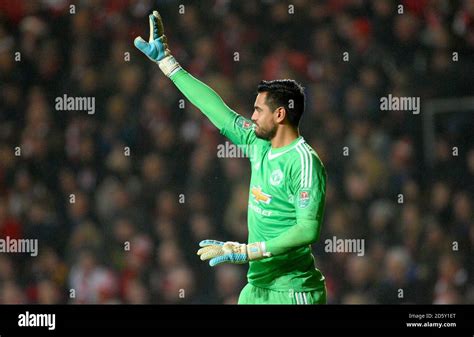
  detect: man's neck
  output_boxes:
[270,127,299,149]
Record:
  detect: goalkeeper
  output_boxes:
[135,11,327,304]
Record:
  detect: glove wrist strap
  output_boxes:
[158,55,182,77]
[247,242,272,261]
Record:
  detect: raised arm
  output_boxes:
[168,70,236,131]
[134,11,253,142]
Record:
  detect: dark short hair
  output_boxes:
[257,79,305,127]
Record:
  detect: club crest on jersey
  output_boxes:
[236,116,253,130]
[251,186,272,204]
[270,169,284,186]
[298,190,310,208]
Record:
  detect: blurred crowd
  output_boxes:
[0,0,473,304]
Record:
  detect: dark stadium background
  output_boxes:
[0,0,472,304]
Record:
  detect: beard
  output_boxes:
[254,124,277,140]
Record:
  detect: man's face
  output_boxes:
[251,92,278,140]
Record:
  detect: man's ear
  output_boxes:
[274,107,287,123]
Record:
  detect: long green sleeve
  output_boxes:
[264,151,326,257]
[265,219,321,256]
[170,69,237,130]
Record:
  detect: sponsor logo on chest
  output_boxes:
[251,186,272,204]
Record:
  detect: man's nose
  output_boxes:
[251,112,257,122]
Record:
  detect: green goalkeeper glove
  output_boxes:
[134,10,181,77]
[197,240,271,267]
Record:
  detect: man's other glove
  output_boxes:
[134,10,181,77]
[197,240,271,267]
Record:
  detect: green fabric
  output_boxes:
[238,283,327,304]
[265,218,321,256]
[169,67,326,292]
[170,69,237,130]
[221,119,326,292]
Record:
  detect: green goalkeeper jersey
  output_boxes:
[170,69,326,292]
[221,117,326,291]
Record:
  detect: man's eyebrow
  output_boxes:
[254,105,262,110]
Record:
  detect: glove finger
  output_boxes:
[148,14,159,42]
[209,255,231,267]
[153,11,165,36]
[198,246,224,261]
[156,36,166,60]
[196,245,214,256]
[134,36,152,54]
[199,240,225,247]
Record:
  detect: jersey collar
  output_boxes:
[268,136,304,160]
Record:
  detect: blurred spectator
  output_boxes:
[68,248,119,304]
[0,0,471,304]
[215,264,246,304]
